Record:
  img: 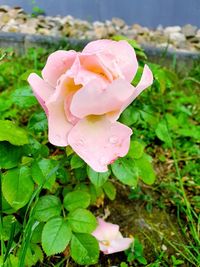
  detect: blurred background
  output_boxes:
[0,0,200,27]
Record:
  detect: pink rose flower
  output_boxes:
[28,39,153,172]
[92,218,133,254]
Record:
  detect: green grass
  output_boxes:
[0,45,199,267]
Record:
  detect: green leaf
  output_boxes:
[135,154,156,185]
[25,244,43,267]
[28,111,48,133]
[120,106,140,126]
[127,140,145,159]
[34,195,62,222]
[70,233,99,265]
[0,142,23,169]
[0,215,21,241]
[31,158,57,190]
[23,137,49,158]
[42,217,72,256]
[111,158,138,187]
[68,208,97,233]
[11,86,37,109]
[0,254,18,267]
[87,166,110,187]
[0,120,28,145]
[2,196,16,214]
[64,190,90,211]
[2,166,34,210]
[155,121,172,146]
[70,154,85,169]
[137,256,147,265]
[103,181,116,200]
[165,113,178,130]
[31,223,44,244]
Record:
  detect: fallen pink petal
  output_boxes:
[92,218,133,254]
[28,39,153,172]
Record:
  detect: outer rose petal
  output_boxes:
[46,99,72,146]
[122,64,153,111]
[105,237,133,254]
[83,40,138,82]
[42,50,77,87]
[28,73,54,114]
[92,218,119,241]
[108,64,153,122]
[70,78,134,118]
[70,79,134,118]
[48,74,81,124]
[68,116,132,172]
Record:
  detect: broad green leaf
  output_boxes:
[165,113,178,130]
[0,255,18,267]
[120,106,140,126]
[2,166,34,210]
[89,184,104,204]
[155,121,172,146]
[64,190,90,211]
[68,208,97,233]
[11,86,37,109]
[70,233,99,265]
[87,166,110,187]
[31,223,44,244]
[0,120,28,145]
[70,154,85,169]
[127,140,145,159]
[25,244,43,267]
[135,154,156,185]
[140,110,158,127]
[2,196,16,214]
[0,142,23,169]
[176,125,200,140]
[28,111,48,133]
[0,215,21,241]
[23,137,49,158]
[31,159,58,190]
[103,181,116,200]
[111,158,138,187]
[74,167,87,180]
[42,217,72,256]
[34,195,62,222]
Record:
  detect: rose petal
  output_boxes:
[79,53,113,82]
[70,78,134,119]
[92,218,119,241]
[68,116,132,172]
[105,237,133,254]
[108,64,153,122]
[42,50,77,87]
[83,40,138,82]
[46,99,73,146]
[28,73,54,114]
[48,74,81,124]
[66,56,107,86]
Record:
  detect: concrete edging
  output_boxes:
[0,32,200,70]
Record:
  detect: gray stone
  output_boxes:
[0,5,10,12]
[164,26,181,34]
[94,25,108,39]
[182,24,197,38]
[169,32,186,43]
[112,17,125,28]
